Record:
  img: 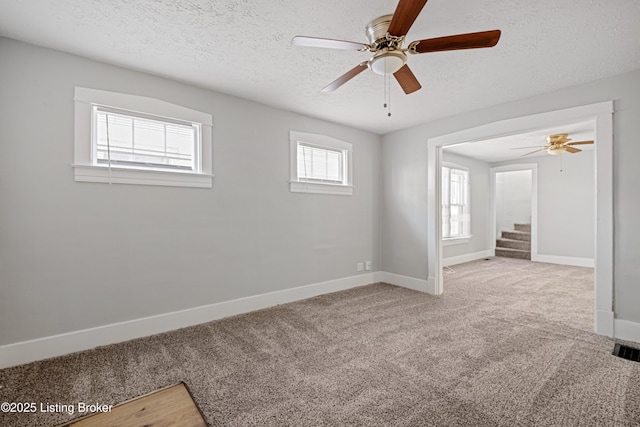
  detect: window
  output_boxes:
[297,143,344,184]
[94,107,198,171]
[290,131,352,195]
[442,164,470,240]
[73,87,213,188]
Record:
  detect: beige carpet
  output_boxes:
[1,257,639,426]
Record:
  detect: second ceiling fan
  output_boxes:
[292,0,502,94]
[519,133,594,156]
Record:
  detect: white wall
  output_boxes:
[381,67,640,324]
[495,170,532,238]
[441,152,491,260]
[0,38,381,346]
[493,152,594,259]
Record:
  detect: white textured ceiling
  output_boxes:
[444,121,595,163]
[1,0,639,134]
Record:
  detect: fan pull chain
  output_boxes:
[383,72,387,109]
[387,74,391,117]
[381,57,391,117]
[560,153,564,173]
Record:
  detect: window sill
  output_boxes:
[290,181,353,195]
[73,164,213,188]
[442,236,472,246]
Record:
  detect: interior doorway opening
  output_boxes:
[426,102,613,337]
[491,165,537,262]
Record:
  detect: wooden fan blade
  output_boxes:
[522,148,545,156]
[388,0,429,37]
[393,64,422,94]
[411,30,501,54]
[321,62,368,92]
[292,36,368,51]
[566,140,594,146]
[565,146,581,153]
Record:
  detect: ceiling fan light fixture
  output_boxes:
[292,1,502,93]
[368,50,407,75]
[547,147,565,155]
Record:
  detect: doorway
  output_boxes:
[491,165,537,261]
[426,102,613,337]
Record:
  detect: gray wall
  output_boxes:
[381,68,640,323]
[493,152,595,259]
[495,170,532,239]
[441,152,491,259]
[0,38,381,345]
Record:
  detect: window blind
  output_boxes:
[95,108,196,171]
[297,143,344,184]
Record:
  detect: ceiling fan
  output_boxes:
[520,133,594,156]
[291,0,502,94]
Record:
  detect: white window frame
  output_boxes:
[442,162,471,244]
[289,131,353,195]
[73,87,213,188]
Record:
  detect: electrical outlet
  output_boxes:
[365,261,372,271]
[356,262,364,272]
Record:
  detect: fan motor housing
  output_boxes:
[366,15,394,48]
[547,133,569,144]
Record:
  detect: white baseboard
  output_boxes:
[377,271,434,294]
[426,277,437,295]
[532,254,594,268]
[443,250,493,267]
[0,273,377,369]
[595,309,614,337]
[614,318,640,344]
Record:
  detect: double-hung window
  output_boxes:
[442,164,470,240]
[94,107,198,172]
[74,87,213,188]
[289,131,352,195]
[297,143,344,184]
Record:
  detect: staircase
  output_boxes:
[496,223,531,260]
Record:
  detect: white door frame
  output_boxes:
[427,101,613,337]
[489,164,538,259]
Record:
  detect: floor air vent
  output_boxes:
[613,343,640,362]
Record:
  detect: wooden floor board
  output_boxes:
[62,383,206,427]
